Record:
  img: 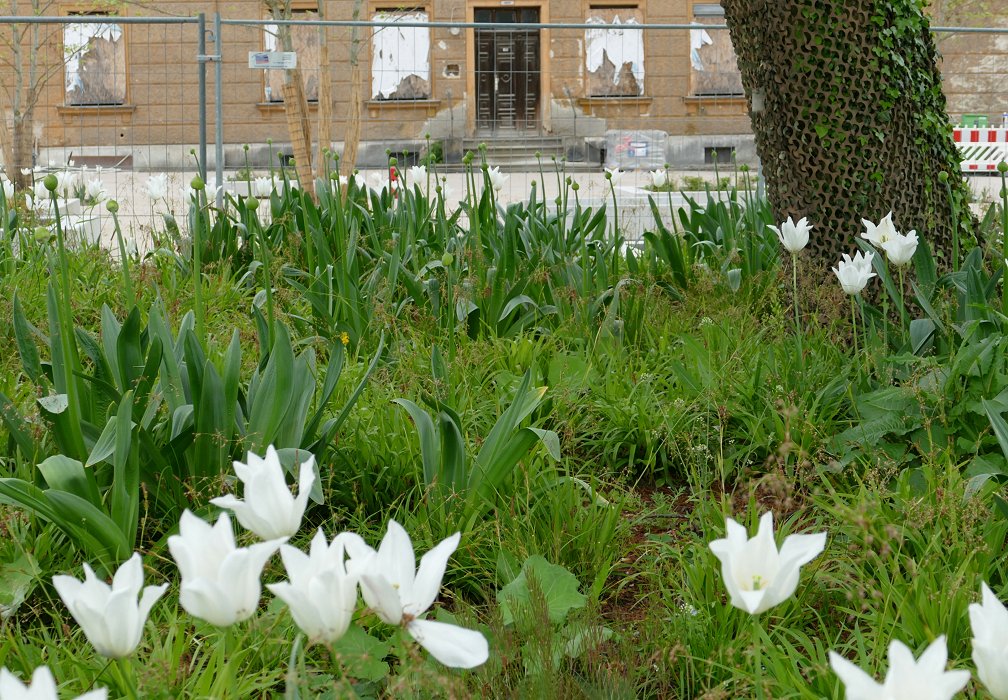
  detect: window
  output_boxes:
[263,9,319,103]
[690,3,743,96]
[371,9,431,100]
[64,16,126,105]
[585,6,644,97]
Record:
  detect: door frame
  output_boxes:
[466,1,550,136]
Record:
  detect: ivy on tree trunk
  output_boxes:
[720,0,973,269]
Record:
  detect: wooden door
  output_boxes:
[474,8,540,133]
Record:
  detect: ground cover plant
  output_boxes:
[0,155,1006,698]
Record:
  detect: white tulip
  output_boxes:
[344,520,489,669]
[650,169,670,188]
[829,636,970,700]
[55,170,77,198]
[168,510,285,627]
[267,529,359,643]
[880,230,918,267]
[252,176,273,198]
[210,446,317,540]
[833,251,877,295]
[407,164,427,185]
[52,553,167,659]
[861,211,897,247]
[604,166,623,182]
[708,511,825,615]
[85,177,107,203]
[1,178,13,201]
[769,216,812,253]
[970,582,1008,700]
[145,173,168,201]
[0,666,106,700]
[487,165,509,191]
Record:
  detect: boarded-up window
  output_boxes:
[64,19,126,105]
[690,4,743,96]
[585,7,644,97]
[264,10,319,102]
[371,9,431,100]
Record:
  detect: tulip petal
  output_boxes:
[829,651,883,700]
[409,532,460,616]
[359,572,404,625]
[376,520,416,595]
[408,618,489,669]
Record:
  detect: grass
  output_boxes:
[0,166,1005,698]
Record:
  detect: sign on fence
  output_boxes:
[248,51,297,70]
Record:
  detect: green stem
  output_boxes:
[898,266,907,336]
[192,187,206,345]
[113,657,139,700]
[851,295,859,358]
[752,615,765,700]
[1001,165,1008,313]
[791,253,802,362]
[111,209,135,306]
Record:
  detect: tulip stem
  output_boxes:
[113,657,139,700]
[897,266,907,335]
[791,252,802,363]
[751,616,766,700]
[850,296,859,357]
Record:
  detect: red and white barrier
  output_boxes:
[953,127,1008,172]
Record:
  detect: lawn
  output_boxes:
[0,159,1006,699]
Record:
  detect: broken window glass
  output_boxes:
[371,10,431,100]
[264,10,320,103]
[585,7,644,97]
[64,20,126,105]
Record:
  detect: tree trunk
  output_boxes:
[721,0,973,270]
[340,0,364,192]
[316,0,333,180]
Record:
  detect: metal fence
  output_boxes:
[1,14,1006,247]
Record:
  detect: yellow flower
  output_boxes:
[340,332,350,346]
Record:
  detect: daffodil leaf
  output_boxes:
[498,555,586,628]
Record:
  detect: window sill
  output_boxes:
[57,104,136,116]
[576,96,652,117]
[683,95,747,103]
[366,99,441,117]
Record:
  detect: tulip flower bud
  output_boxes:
[106,199,119,213]
[441,252,453,267]
[999,161,1008,173]
[190,176,205,191]
[43,174,58,192]
[389,156,398,167]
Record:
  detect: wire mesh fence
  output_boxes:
[0,12,1005,249]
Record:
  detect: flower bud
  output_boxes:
[190,176,205,191]
[572,181,580,192]
[34,226,51,242]
[604,170,612,180]
[43,174,58,192]
[389,156,398,167]
[999,161,1008,174]
[441,252,453,266]
[106,199,119,213]
[938,170,949,183]
[247,195,260,211]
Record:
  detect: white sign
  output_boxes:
[248,51,297,70]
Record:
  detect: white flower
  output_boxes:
[210,446,317,540]
[145,173,168,201]
[85,177,107,203]
[52,553,167,659]
[487,165,508,191]
[880,230,918,267]
[252,176,272,198]
[829,636,970,700]
[266,529,359,643]
[1,178,13,201]
[833,251,877,295]
[604,166,623,182]
[861,211,897,247]
[55,170,77,197]
[650,169,670,188]
[168,510,285,627]
[344,520,489,668]
[970,582,1008,700]
[407,164,427,185]
[0,666,107,700]
[768,216,812,253]
[708,511,826,615]
[32,180,49,204]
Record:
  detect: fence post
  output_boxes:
[214,12,224,209]
[198,13,207,180]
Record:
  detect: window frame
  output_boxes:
[61,8,130,108]
[368,4,434,102]
[583,2,647,99]
[261,2,321,105]
[688,1,744,98]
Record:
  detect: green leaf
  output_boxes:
[12,294,43,386]
[37,455,101,509]
[328,624,390,683]
[498,555,586,627]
